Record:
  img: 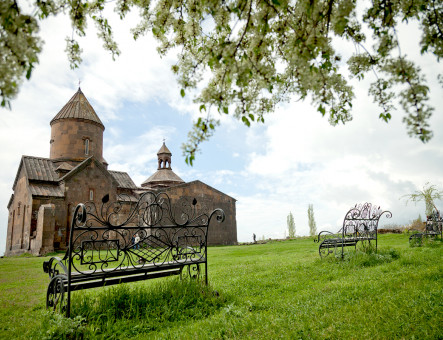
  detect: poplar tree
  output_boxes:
[308,204,317,236]
[287,212,295,238]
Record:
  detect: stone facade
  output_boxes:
[5,88,237,256]
[50,119,106,167]
[161,181,237,245]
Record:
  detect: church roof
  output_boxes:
[141,169,185,188]
[109,171,138,189]
[157,142,172,155]
[55,162,74,172]
[12,155,137,195]
[50,88,104,128]
[29,183,64,197]
[13,156,58,189]
[11,156,64,198]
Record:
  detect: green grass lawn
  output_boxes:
[0,234,441,339]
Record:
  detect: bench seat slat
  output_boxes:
[68,268,183,291]
[69,258,206,282]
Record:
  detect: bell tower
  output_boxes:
[157,141,172,169]
[141,142,185,189]
[49,88,107,167]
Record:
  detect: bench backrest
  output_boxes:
[67,192,224,276]
[341,203,392,239]
[426,210,442,235]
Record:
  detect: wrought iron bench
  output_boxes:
[315,203,392,258]
[43,192,224,317]
[409,210,442,244]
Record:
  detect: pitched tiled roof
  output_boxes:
[29,183,64,197]
[13,156,58,190]
[109,170,138,189]
[50,88,104,128]
[141,169,185,188]
[11,156,65,197]
[23,156,59,182]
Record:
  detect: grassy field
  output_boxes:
[0,234,441,339]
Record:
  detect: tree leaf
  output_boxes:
[242,116,251,127]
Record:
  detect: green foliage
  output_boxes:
[72,279,226,325]
[409,215,425,231]
[409,234,442,248]
[37,312,86,340]
[30,279,228,338]
[286,211,295,238]
[401,182,443,216]
[1,0,442,162]
[182,117,220,165]
[328,247,401,267]
[0,0,41,108]
[308,204,317,236]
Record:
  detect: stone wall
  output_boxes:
[50,119,105,166]
[163,181,237,245]
[5,168,32,256]
[32,204,56,255]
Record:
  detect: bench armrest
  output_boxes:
[43,256,68,279]
[315,230,338,243]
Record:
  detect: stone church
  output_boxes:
[5,89,237,256]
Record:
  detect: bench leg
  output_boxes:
[205,262,208,286]
[318,241,335,258]
[180,263,202,282]
[46,275,68,315]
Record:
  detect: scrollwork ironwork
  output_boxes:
[46,275,67,313]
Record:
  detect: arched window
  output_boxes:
[85,138,90,155]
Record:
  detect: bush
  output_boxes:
[73,279,227,335]
[34,312,86,339]
[331,247,401,267]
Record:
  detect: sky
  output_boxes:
[1,7,442,256]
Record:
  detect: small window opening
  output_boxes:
[85,139,90,155]
[89,189,94,201]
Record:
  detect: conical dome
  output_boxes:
[157,142,171,155]
[50,88,104,128]
[49,88,106,166]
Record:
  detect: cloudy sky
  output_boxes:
[1,7,442,255]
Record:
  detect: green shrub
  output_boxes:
[70,278,227,336]
[409,235,442,248]
[332,247,401,267]
[34,312,87,339]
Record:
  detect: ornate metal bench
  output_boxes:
[43,192,224,317]
[315,203,392,258]
[409,210,442,244]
